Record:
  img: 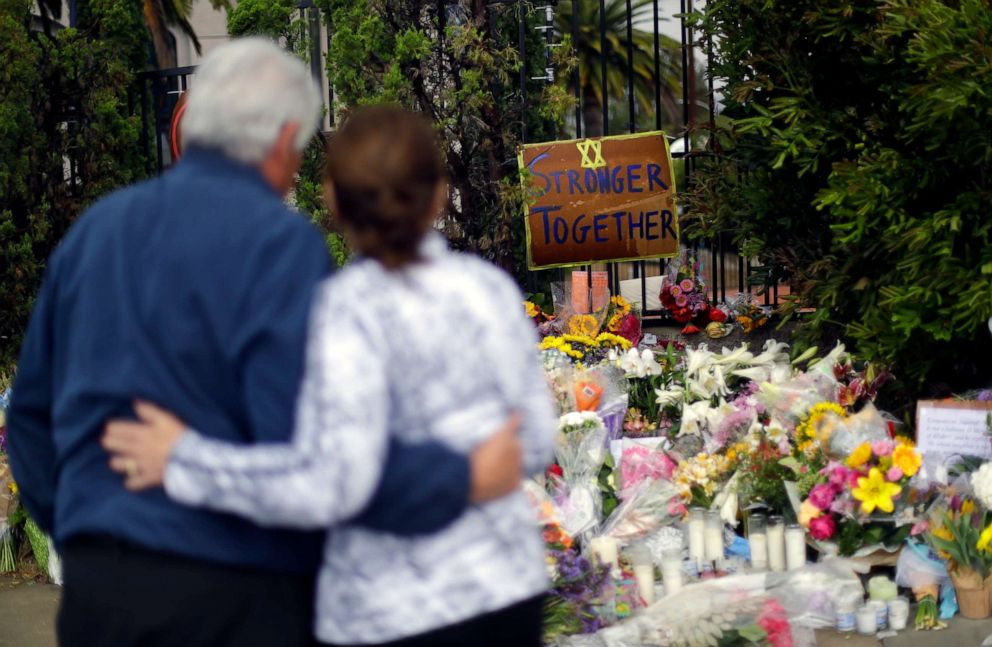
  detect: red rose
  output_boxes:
[546,463,563,479]
[709,308,727,323]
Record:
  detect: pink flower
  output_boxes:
[824,461,850,488]
[680,279,694,292]
[675,295,688,307]
[619,446,676,493]
[809,514,836,541]
[886,466,903,482]
[668,500,687,518]
[848,470,862,489]
[670,285,682,297]
[757,599,793,647]
[778,438,791,456]
[911,521,929,536]
[872,439,894,457]
[808,483,837,510]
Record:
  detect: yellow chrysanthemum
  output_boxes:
[846,442,873,469]
[595,332,632,350]
[561,334,597,347]
[978,524,992,554]
[852,467,902,514]
[523,301,539,318]
[568,314,599,338]
[894,435,915,448]
[892,444,922,478]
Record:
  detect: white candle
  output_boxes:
[856,606,877,635]
[633,564,655,606]
[688,518,706,567]
[785,525,805,571]
[704,526,723,563]
[589,536,619,573]
[661,554,683,596]
[767,522,785,572]
[748,532,768,570]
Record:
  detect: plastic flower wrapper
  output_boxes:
[617,444,676,498]
[596,478,683,546]
[895,541,952,630]
[579,364,630,441]
[757,370,840,431]
[821,403,891,461]
[555,412,609,537]
[544,353,578,413]
[552,280,610,339]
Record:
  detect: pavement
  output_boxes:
[0,576,58,647]
[2,574,991,646]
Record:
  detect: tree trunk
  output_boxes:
[582,89,604,137]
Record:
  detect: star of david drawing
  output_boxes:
[576,138,606,169]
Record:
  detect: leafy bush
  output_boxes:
[684,0,992,396]
[1,0,145,371]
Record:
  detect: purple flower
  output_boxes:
[978,390,992,402]
[808,483,837,510]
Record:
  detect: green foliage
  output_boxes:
[316,0,574,277]
[0,0,145,371]
[683,0,992,394]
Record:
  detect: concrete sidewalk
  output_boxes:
[2,574,991,646]
[0,576,58,647]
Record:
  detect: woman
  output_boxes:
[102,105,555,647]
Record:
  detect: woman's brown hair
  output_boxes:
[324,105,446,269]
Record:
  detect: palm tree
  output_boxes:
[556,0,682,136]
[35,0,229,69]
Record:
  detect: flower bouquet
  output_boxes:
[795,435,922,557]
[924,464,992,618]
[659,252,723,334]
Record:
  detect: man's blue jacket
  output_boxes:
[7,148,469,573]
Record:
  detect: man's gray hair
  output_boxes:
[182,38,322,164]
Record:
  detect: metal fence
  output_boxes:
[136,1,784,318]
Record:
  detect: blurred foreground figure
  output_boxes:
[8,39,521,647]
[102,105,557,647]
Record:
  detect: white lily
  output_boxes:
[654,387,685,408]
[684,344,713,377]
[750,338,791,366]
[731,365,771,383]
[640,349,664,376]
[713,344,753,367]
[808,342,847,375]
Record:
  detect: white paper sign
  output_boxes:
[916,401,992,459]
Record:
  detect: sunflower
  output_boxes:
[568,314,599,338]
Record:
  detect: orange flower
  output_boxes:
[892,444,922,478]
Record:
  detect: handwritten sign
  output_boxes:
[916,400,992,458]
[518,131,679,269]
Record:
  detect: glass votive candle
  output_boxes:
[687,507,706,568]
[704,510,724,565]
[784,523,805,571]
[747,513,768,571]
[767,515,785,572]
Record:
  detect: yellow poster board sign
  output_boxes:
[518,131,679,270]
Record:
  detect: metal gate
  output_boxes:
[136,1,783,316]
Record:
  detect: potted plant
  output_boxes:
[927,493,992,619]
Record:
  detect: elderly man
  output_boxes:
[7,38,521,647]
